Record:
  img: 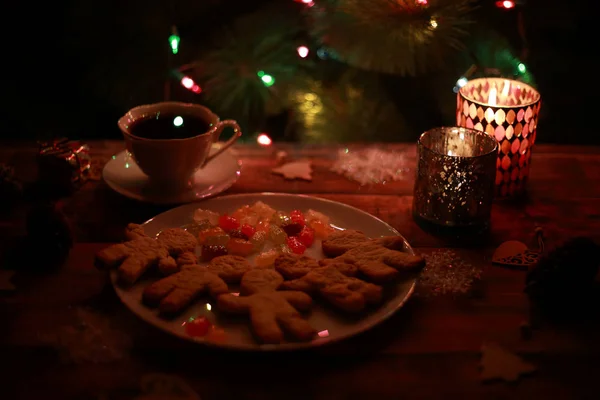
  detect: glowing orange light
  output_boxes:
[297,46,309,58]
[417,0,428,4]
[257,133,272,146]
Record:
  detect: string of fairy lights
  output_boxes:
[165,0,531,143]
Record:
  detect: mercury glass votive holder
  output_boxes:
[412,127,498,235]
[457,78,541,198]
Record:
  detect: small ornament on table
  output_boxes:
[331,147,410,186]
[272,159,313,181]
[36,137,91,196]
[492,227,545,269]
[480,342,537,383]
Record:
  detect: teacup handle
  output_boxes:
[203,120,242,167]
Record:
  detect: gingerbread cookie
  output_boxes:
[274,254,321,279]
[240,269,284,295]
[156,228,198,256]
[217,290,315,343]
[321,229,368,257]
[143,264,228,315]
[326,240,425,283]
[125,223,148,240]
[157,256,179,276]
[95,237,170,284]
[280,266,382,312]
[205,255,251,283]
[176,251,198,267]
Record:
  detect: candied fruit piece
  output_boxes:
[250,201,276,221]
[240,224,256,239]
[305,209,330,225]
[226,238,254,257]
[268,224,287,245]
[204,233,230,246]
[229,229,248,240]
[256,220,270,233]
[270,211,290,227]
[310,219,334,239]
[287,237,306,255]
[184,317,212,337]
[281,221,303,237]
[276,244,293,254]
[290,210,306,227]
[250,231,267,252]
[232,206,259,226]
[255,249,279,268]
[218,214,240,232]
[201,245,228,261]
[193,209,220,226]
[298,226,315,247]
[198,227,227,244]
[182,220,212,237]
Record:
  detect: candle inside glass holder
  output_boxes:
[413,127,498,235]
[457,78,541,198]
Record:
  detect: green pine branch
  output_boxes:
[308,0,477,76]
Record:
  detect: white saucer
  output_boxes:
[102,146,241,204]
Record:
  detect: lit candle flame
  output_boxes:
[489,88,497,106]
[502,80,510,97]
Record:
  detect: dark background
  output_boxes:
[3,0,598,144]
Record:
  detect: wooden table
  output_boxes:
[1,141,600,399]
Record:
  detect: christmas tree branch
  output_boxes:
[308,0,477,75]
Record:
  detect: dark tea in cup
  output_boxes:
[129,113,211,140]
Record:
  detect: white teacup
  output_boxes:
[118,102,241,189]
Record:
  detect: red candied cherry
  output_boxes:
[218,214,240,232]
[240,224,256,240]
[290,210,306,227]
[297,226,315,247]
[286,236,306,255]
[185,316,212,337]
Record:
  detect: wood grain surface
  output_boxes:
[1,141,599,400]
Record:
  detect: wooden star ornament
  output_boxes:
[480,342,536,383]
[272,160,313,181]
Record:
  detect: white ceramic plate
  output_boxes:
[102,145,241,204]
[110,193,418,351]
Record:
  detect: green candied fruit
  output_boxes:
[250,231,267,252]
[276,244,292,254]
[268,224,287,245]
[269,211,290,227]
[182,220,212,237]
[204,234,230,246]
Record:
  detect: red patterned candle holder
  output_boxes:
[457,78,541,198]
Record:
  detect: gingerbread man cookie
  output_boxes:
[274,254,321,279]
[143,264,228,315]
[280,266,382,312]
[321,229,369,257]
[240,268,285,295]
[205,255,252,283]
[95,237,171,284]
[322,236,425,283]
[156,228,198,256]
[176,251,198,267]
[217,269,316,344]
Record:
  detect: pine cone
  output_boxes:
[525,237,600,312]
